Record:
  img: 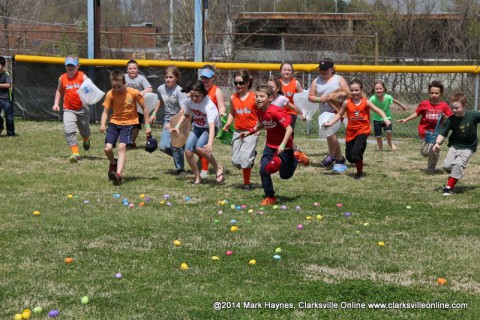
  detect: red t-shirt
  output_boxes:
[257,104,293,149]
[60,71,85,110]
[345,97,371,142]
[415,100,452,139]
[230,92,258,131]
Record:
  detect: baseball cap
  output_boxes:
[264,154,282,174]
[145,136,158,153]
[318,60,334,70]
[200,69,215,79]
[65,57,79,66]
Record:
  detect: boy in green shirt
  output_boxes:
[433,92,480,195]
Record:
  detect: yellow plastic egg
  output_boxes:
[33,211,41,216]
[180,263,189,270]
[173,240,181,246]
[211,256,220,261]
[248,259,256,265]
[230,226,239,232]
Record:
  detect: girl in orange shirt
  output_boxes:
[223,69,258,190]
[324,79,390,180]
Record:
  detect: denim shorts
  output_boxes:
[105,123,134,147]
[184,126,217,151]
[373,120,393,137]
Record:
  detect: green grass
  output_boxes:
[1,119,480,319]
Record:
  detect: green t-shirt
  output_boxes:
[369,94,393,121]
[438,111,480,152]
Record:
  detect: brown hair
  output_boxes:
[256,83,275,97]
[450,92,467,106]
[109,70,125,83]
[429,81,444,94]
[233,68,253,89]
[164,65,180,80]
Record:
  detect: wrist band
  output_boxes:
[279,143,285,149]
[152,112,157,116]
[145,124,151,128]
[175,123,181,129]
[317,97,320,102]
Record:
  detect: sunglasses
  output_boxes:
[234,81,245,86]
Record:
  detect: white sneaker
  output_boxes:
[200,170,208,179]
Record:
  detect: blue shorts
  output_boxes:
[105,123,135,147]
[184,126,217,152]
[373,120,393,137]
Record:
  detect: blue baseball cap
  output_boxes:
[65,57,79,66]
[200,69,215,78]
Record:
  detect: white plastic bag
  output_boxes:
[318,112,341,138]
[137,92,158,114]
[293,91,319,121]
[77,78,105,105]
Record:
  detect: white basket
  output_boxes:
[77,78,105,105]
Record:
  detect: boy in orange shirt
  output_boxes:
[100,70,151,185]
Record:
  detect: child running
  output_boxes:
[398,81,452,173]
[170,80,224,185]
[432,92,480,195]
[241,84,298,205]
[279,62,309,165]
[52,55,92,163]
[100,70,151,185]
[149,65,188,175]
[369,80,407,151]
[324,79,391,180]
[223,69,258,190]
[267,77,309,166]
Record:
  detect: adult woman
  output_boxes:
[308,58,350,168]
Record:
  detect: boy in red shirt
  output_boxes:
[399,81,453,173]
[241,84,297,205]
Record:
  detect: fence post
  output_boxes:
[475,73,479,111]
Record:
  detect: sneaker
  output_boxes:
[261,196,277,205]
[83,139,91,151]
[176,169,187,176]
[335,157,346,164]
[354,173,364,180]
[108,161,118,179]
[126,143,137,150]
[69,154,81,163]
[200,169,208,179]
[332,164,348,173]
[108,172,123,185]
[242,184,252,191]
[320,154,335,167]
[443,186,453,196]
[294,150,310,166]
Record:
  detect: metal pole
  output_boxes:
[194,0,203,69]
[475,73,479,111]
[87,0,94,59]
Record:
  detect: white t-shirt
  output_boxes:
[184,96,220,128]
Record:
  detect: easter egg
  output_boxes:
[246,220,251,224]
[83,200,89,204]
[32,307,43,314]
[21,309,31,319]
[275,247,282,253]
[273,254,281,261]
[139,202,145,207]
[336,203,343,207]
[229,219,237,225]
[281,205,287,210]
[113,193,120,199]
[355,230,361,235]
[123,202,129,207]
[363,223,369,226]
[305,216,312,220]
[81,296,89,304]
[15,314,22,320]
[33,210,41,216]
[144,197,151,202]
[272,205,279,210]
[218,210,223,215]
[297,224,304,230]
[344,212,352,217]
[316,215,323,220]
[115,273,122,279]
[377,241,385,246]
[240,205,247,209]
[437,277,447,285]
[47,310,60,318]
[296,206,301,210]
[226,250,233,256]
[180,263,189,270]
[64,257,73,263]
[258,211,264,215]
[128,203,134,208]
[213,219,220,224]
[406,205,412,209]
[235,206,241,210]
[185,196,191,201]
[160,200,165,204]
[313,202,319,206]
[164,194,170,199]
[230,226,239,232]
[248,259,256,265]
[166,202,172,206]
[248,209,254,213]
[140,194,145,199]
[67,194,73,199]
[211,256,220,261]
[173,240,181,246]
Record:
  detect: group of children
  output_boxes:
[52,56,480,200]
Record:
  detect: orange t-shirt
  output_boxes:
[230,92,258,131]
[103,87,144,125]
[345,97,371,142]
[280,78,298,115]
[207,84,218,108]
[60,71,85,110]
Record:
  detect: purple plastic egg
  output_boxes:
[48,310,60,318]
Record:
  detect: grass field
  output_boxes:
[1,119,480,319]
